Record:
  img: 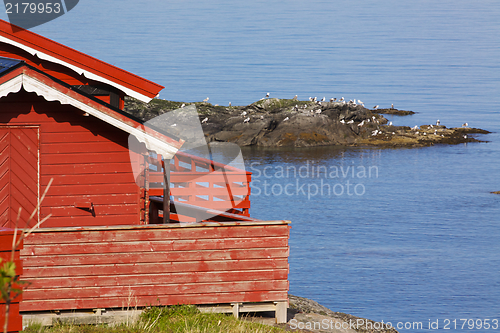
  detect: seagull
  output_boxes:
[358,100,364,105]
[321,97,326,102]
[373,105,379,110]
[309,97,313,101]
[330,98,334,102]
[180,103,185,108]
[463,134,468,139]
[313,97,317,102]
[201,117,208,123]
[333,98,337,102]
[340,119,345,124]
[171,123,177,127]
[436,120,440,125]
[260,115,264,119]
[244,117,250,123]
[372,129,379,136]
[391,103,394,109]
[293,95,298,100]
[315,109,322,114]
[462,123,468,127]
[283,117,289,121]
[266,92,270,98]
[241,111,247,116]
[388,121,392,126]
[203,97,209,102]
[411,125,419,130]
[228,102,231,107]
[372,116,376,120]
[347,119,354,124]
[358,120,365,127]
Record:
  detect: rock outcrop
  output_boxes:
[124,97,489,148]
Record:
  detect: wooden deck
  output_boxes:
[19,219,290,322]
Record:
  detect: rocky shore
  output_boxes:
[124,97,490,148]
[284,295,399,333]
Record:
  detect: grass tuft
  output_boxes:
[23,305,286,333]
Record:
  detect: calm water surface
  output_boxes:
[4,1,500,331]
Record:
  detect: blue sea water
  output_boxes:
[3,1,500,331]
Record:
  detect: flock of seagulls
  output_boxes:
[196,96,472,141]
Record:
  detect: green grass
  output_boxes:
[23,305,286,333]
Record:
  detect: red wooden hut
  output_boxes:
[0,20,289,327]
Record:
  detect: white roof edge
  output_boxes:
[0,73,178,159]
[0,35,153,103]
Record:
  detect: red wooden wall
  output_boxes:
[0,228,23,333]
[19,222,290,312]
[0,90,144,228]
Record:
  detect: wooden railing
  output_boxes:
[148,151,251,217]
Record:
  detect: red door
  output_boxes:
[0,126,39,228]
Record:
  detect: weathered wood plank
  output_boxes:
[20,291,288,312]
[41,152,132,165]
[24,280,288,300]
[42,163,134,175]
[26,269,289,289]
[22,258,289,277]
[40,204,138,217]
[43,142,128,154]
[22,247,289,267]
[40,174,136,186]
[38,215,141,228]
[0,304,22,332]
[24,225,290,244]
[42,194,138,206]
[21,237,288,256]
[43,184,139,196]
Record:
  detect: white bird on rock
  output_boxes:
[243,117,250,123]
[462,123,468,127]
[266,92,270,98]
[241,111,247,116]
[373,105,379,110]
[203,97,209,102]
[293,95,298,100]
[436,119,440,125]
[201,117,208,123]
[283,117,289,121]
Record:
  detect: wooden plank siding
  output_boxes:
[19,222,290,312]
[0,90,144,228]
[0,228,23,333]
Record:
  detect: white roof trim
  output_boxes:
[1,73,179,159]
[0,35,153,103]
